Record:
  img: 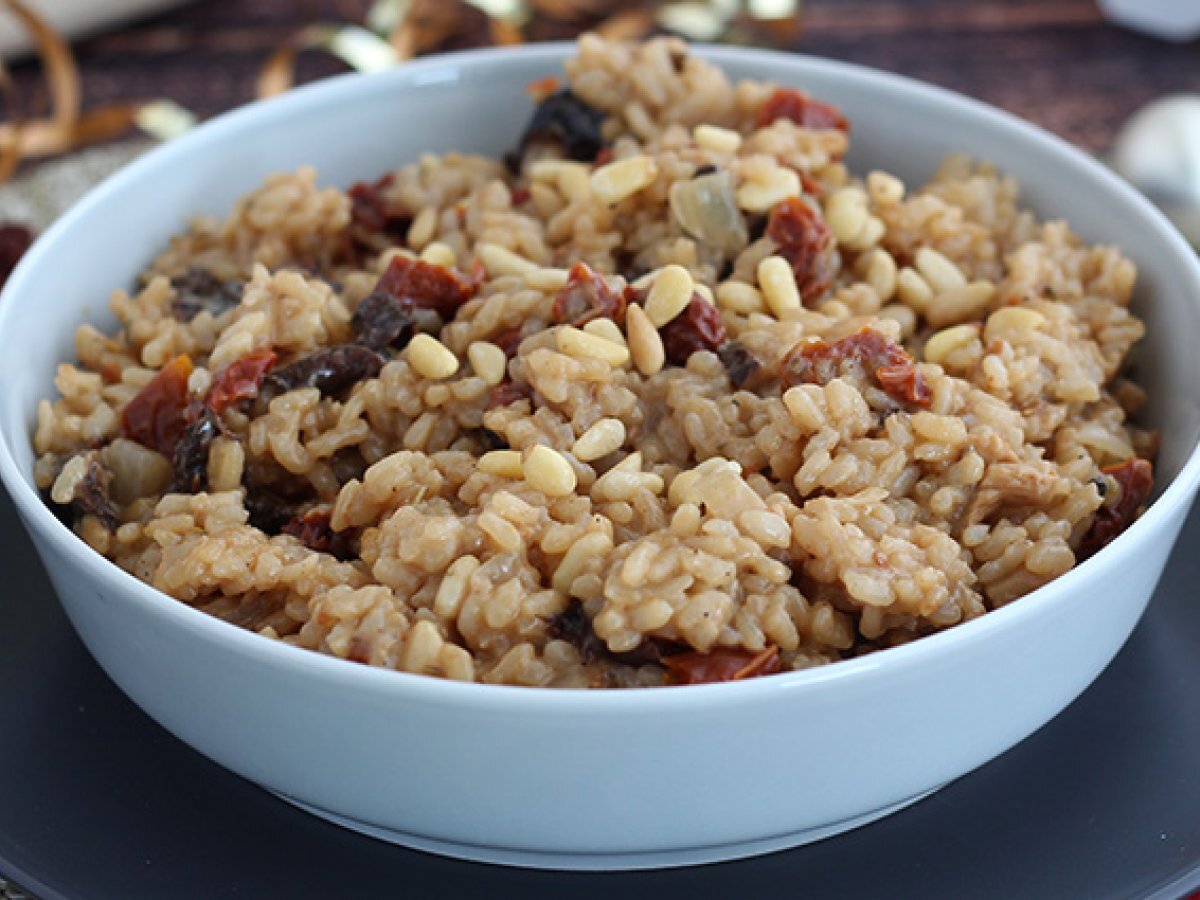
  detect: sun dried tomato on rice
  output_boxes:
[374,254,477,318]
[121,355,195,455]
[757,87,850,132]
[781,327,931,409]
[663,646,782,685]
[205,350,276,414]
[282,507,359,561]
[1077,458,1154,560]
[659,295,727,365]
[766,197,835,307]
[348,173,412,239]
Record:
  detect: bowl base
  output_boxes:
[273,789,938,871]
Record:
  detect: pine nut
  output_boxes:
[583,318,626,346]
[825,186,869,244]
[407,333,460,380]
[915,247,967,293]
[859,248,898,302]
[842,215,885,251]
[523,445,578,497]
[984,306,1047,344]
[407,206,438,249]
[468,341,507,386]
[867,170,905,205]
[419,241,456,268]
[757,255,801,317]
[925,281,996,328]
[897,267,933,311]
[557,326,630,367]
[923,324,980,366]
[736,509,791,548]
[693,124,742,154]
[878,302,917,338]
[590,155,658,205]
[572,418,626,461]
[716,280,766,314]
[736,167,801,212]
[524,267,571,291]
[644,264,695,327]
[479,449,524,478]
[478,242,537,277]
[626,303,665,376]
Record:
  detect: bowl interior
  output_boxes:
[1,43,1198,593]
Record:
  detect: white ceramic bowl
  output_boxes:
[2,45,1199,871]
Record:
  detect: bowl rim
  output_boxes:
[2,40,1199,711]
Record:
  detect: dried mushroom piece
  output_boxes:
[507,89,607,171]
[170,268,244,322]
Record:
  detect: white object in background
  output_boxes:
[0,0,195,55]
[1097,0,1200,42]
[1111,95,1200,248]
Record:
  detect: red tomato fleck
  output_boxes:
[766,197,834,307]
[757,87,850,132]
[205,350,276,414]
[375,254,478,317]
[593,147,615,167]
[121,355,195,455]
[1078,458,1154,560]
[663,646,781,685]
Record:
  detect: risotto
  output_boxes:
[34,36,1156,687]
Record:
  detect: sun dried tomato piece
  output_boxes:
[486,379,533,410]
[282,508,358,561]
[374,254,477,318]
[510,186,532,206]
[263,346,384,400]
[205,350,276,415]
[171,408,221,493]
[766,197,834,307]
[508,89,607,170]
[490,327,524,357]
[781,327,931,409]
[718,341,764,390]
[351,290,416,350]
[876,360,932,408]
[0,222,33,290]
[122,355,195,455]
[348,173,412,239]
[170,268,244,322]
[663,645,782,685]
[659,295,727,366]
[551,262,626,326]
[757,87,850,132]
[1077,458,1154,561]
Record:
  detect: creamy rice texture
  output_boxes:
[34,36,1155,687]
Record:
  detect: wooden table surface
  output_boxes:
[7,0,1200,157]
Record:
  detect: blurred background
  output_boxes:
[0,0,1199,244]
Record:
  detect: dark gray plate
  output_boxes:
[1,486,1198,900]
